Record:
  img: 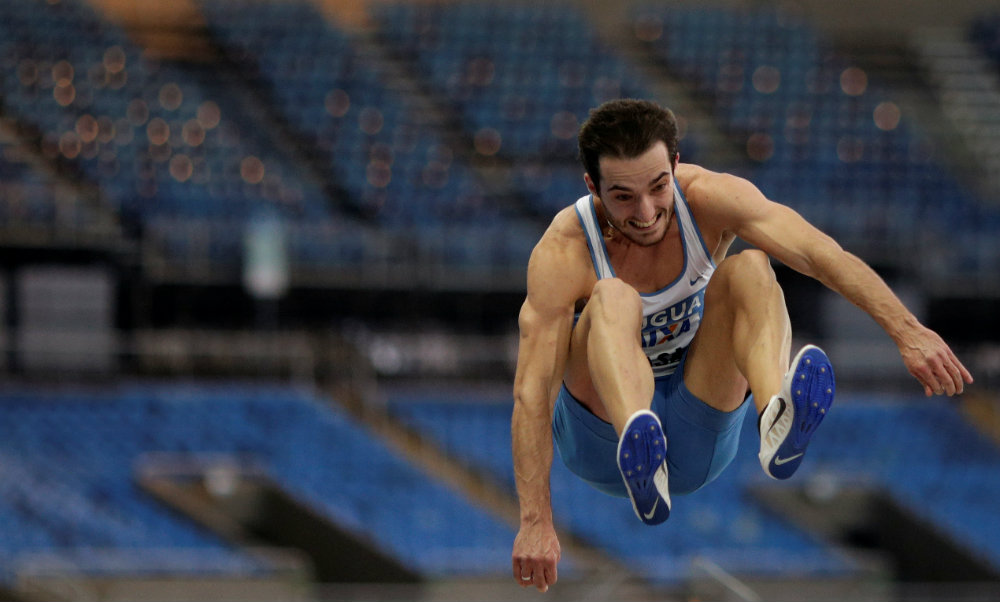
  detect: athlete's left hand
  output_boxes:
[897,325,973,396]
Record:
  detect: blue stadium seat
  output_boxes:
[634,3,1000,276]
[387,390,1000,583]
[199,0,502,231]
[371,2,654,163]
[0,0,343,270]
[0,385,518,582]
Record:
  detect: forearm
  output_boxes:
[812,248,920,342]
[511,387,556,526]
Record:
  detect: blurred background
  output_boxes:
[1,0,999,600]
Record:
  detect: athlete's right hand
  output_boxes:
[512,522,560,593]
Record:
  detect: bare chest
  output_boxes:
[604,228,686,295]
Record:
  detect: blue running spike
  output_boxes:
[618,410,671,525]
[758,345,835,480]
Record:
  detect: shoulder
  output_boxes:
[531,204,590,276]
[675,163,771,222]
[675,163,757,203]
[673,163,775,256]
[526,204,594,306]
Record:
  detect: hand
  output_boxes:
[898,325,973,396]
[512,521,560,592]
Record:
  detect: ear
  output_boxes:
[672,153,680,169]
[583,172,598,196]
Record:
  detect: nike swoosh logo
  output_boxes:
[643,498,659,520]
[689,276,702,286]
[774,453,804,466]
[761,397,787,436]
[773,398,787,426]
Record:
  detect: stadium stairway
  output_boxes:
[0,119,122,250]
[0,385,515,597]
[0,380,678,601]
[912,26,1000,201]
[384,388,1000,590]
[334,17,538,216]
[87,0,215,62]
[579,0,747,171]
[834,35,990,203]
[89,0,345,222]
[331,387,663,598]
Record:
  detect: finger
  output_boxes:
[941,359,963,396]
[532,570,545,592]
[921,370,939,396]
[544,563,558,590]
[936,363,957,396]
[513,560,530,587]
[947,349,974,386]
[932,350,964,395]
[913,364,939,396]
[923,355,953,396]
[961,364,974,384]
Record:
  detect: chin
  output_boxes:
[626,229,666,247]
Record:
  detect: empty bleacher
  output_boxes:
[387,390,1000,584]
[1,0,998,287]
[0,384,516,586]
[0,0,999,595]
[634,4,1000,282]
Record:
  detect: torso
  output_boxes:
[571,167,720,377]
[553,164,733,304]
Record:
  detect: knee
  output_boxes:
[588,278,642,324]
[714,249,777,288]
[708,250,782,305]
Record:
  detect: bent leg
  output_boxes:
[684,250,792,415]
[564,278,671,524]
[564,278,655,436]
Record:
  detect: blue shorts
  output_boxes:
[552,352,751,497]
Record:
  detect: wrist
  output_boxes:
[888,312,923,344]
[519,508,554,527]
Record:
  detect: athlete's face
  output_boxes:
[585,141,677,247]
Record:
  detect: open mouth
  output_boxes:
[629,214,660,230]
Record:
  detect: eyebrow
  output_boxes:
[607,171,671,192]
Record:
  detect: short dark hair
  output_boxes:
[578,99,680,191]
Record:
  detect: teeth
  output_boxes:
[632,215,658,228]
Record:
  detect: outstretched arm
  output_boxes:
[697,172,973,396]
[793,241,970,396]
[511,232,581,592]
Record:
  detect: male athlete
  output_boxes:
[511,99,972,592]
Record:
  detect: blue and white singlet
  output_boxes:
[574,186,716,378]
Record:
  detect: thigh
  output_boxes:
[683,276,749,413]
[551,385,628,498]
[653,362,751,494]
[562,312,601,416]
[562,278,652,425]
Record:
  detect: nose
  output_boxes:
[636,195,657,221]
